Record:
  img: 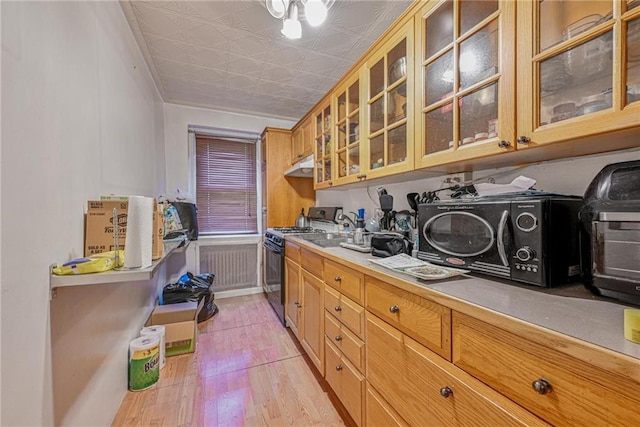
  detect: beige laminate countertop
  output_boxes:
[287,235,640,363]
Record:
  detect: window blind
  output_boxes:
[195,134,257,235]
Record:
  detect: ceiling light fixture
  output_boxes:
[266,0,335,39]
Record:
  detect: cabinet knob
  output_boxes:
[389,305,400,313]
[296,301,302,308]
[498,140,511,149]
[334,276,342,282]
[440,386,453,398]
[334,305,342,312]
[336,364,343,371]
[517,136,531,144]
[532,378,553,395]
[329,181,333,186]
[335,335,343,342]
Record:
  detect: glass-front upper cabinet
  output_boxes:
[415,0,516,169]
[364,21,414,178]
[314,101,333,188]
[334,69,364,184]
[516,0,640,148]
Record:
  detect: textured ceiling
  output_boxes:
[120,0,412,121]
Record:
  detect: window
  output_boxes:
[195,134,258,235]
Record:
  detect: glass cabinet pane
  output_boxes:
[426,0,453,58]
[425,50,454,106]
[388,40,407,88]
[460,83,498,145]
[459,19,498,90]
[370,135,384,169]
[349,81,359,108]
[425,105,453,155]
[539,31,613,125]
[627,17,640,104]
[370,59,384,97]
[337,122,347,149]
[337,92,346,121]
[539,0,613,52]
[338,151,347,178]
[370,97,384,134]
[388,125,407,164]
[460,0,498,35]
[388,88,406,125]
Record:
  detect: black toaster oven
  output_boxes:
[580,160,640,305]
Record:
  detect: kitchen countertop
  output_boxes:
[287,235,640,362]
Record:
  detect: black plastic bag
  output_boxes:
[162,272,218,322]
[172,202,199,240]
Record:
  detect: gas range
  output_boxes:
[265,227,325,247]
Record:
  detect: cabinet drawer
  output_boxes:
[325,338,365,426]
[453,312,640,426]
[324,285,365,339]
[365,276,451,360]
[301,247,323,278]
[367,313,547,427]
[325,311,365,373]
[366,383,409,427]
[284,240,300,263]
[325,259,364,304]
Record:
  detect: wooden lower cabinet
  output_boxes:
[366,276,451,360]
[325,259,365,305]
[324,284,365,339]
[453,311,640,426]
[284,257,302,340]
[325,338,365,426]
[301,270,324,375]
[366,383,409,427]
[366,313,547,426]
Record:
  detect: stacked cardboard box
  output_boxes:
[84,199,163,259]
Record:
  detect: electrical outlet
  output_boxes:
[443,171,472,186]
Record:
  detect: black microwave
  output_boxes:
[417,195,582,287]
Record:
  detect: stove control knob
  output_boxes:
[516,246,536,262]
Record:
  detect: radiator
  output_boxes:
[198,243,258,291]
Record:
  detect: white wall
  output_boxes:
[1,2,165,425]
[317,148,640,221]
[163,102,295,197]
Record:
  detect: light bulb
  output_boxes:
[281,18,302,39]
[305,0,327,27]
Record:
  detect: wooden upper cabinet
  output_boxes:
[291,116,313,165]
[333,69,365,185]
[516,0,640,149]
[313,101,334,189]
[364,20,415,179]
[414,0,516,169]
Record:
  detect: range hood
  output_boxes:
[284,154,314,177]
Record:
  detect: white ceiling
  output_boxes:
[120,0,412,121]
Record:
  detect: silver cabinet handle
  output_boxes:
[334,305,342,312]
[336,364,343,371]
[532,378,552,395]
[517,136,531,144]
[389,305,400,313]
[335,335,342,341]
[440,386,453,398]
[334,276,342,282]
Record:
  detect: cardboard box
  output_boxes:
[85,200,128,256]
[84,199,162,259]
[147,299,203,357]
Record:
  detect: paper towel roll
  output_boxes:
[128,335,160,391]
[141,325,166,369]
[124,196,154,268]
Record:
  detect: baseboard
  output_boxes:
[215,286,264,299]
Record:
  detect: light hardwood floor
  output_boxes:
[112,293,347,426]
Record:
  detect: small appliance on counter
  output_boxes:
[418,194,582,287]
[579,160,640,305]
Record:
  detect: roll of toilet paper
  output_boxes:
[124,196,154,269]
[141,325,166,369]
[128,335,160,391]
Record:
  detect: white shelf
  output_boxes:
[50,239,190,289]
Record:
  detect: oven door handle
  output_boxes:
[263,240,283,254]
[496,210,510,267]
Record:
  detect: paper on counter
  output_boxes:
[124,196,154,269]
[474,175,536,197]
